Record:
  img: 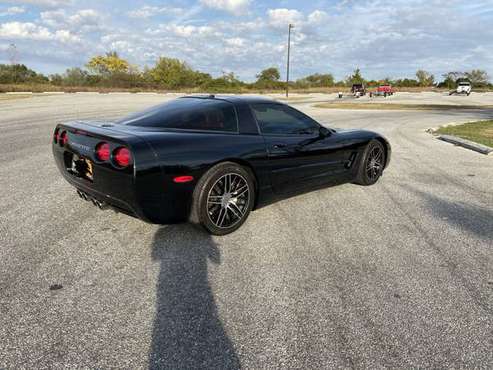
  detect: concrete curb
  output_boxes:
[438,134,493,155]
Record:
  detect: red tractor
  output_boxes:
[370,85,394,97]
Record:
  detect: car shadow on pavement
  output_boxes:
[404,185,493,241]
[148,225,240,370]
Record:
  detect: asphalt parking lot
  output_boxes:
[1,92,492,369]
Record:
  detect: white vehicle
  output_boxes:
[451,81,472,96]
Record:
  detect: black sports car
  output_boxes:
[52,95,391,235]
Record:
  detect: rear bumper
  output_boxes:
[53,148,147,220]
[52,143,192,224]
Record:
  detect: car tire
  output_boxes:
[354,140,386,186]
[191,162,255,235]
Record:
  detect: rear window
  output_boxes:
[117,98,238,132]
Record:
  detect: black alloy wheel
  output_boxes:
[191,162,255,235]
[355,140,386,186]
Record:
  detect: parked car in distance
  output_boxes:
[450,81,472,96]
[370,85,394,97]
[351,83,366,97]
[52,95,391,235]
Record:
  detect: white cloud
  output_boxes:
[53,29,79,43]
[0,21,51,39]
[146,24,217,38]
[70,9,101,26]
[307,10,328,24]
[0,21,80,43]
[127,5,184,19]
[41,8,103,32]
[0,0,73,7]
[200,0,251,16]
[0,6,25,16]
[169,25,196,37]
[39,8,64,27]
[225,37,245,47]
[267,8,304,28]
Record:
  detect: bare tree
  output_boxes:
[465,70,489,87]
[416,70,435,87]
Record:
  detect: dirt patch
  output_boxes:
[0,94,33,101]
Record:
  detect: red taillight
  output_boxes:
[95,142,110,161]
[113,147,132,168]
[173,175,194,183]
[59,131,68,146]
[53,128,59,143]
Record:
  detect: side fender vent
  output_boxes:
[345,152,357,169]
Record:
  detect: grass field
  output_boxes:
[315,102,493,110]
[436,120,493,148]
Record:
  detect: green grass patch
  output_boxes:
[436,120,493,148]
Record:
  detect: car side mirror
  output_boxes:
[319,126,331,138]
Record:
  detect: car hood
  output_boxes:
[332,127,374,136]
[333,127,390,145]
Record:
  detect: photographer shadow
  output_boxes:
[148,224,240,370]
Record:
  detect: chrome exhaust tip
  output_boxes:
[96,201,109,210]
[77,190,89,201]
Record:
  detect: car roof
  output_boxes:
[181,94,278,105]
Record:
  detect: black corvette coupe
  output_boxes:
[52,95,391,235]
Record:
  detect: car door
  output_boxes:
[250,103,355,195]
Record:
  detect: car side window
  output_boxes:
[250,103,319,135]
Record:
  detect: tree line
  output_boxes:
[0,52,491,91]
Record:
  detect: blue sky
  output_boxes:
[0,0,492,82]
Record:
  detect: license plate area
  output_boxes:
[67,153,94,182]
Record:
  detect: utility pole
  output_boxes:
[286,23,294,98]
[8,43,18,65]
[8,43,18,84]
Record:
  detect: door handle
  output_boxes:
[272,143,287,150]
